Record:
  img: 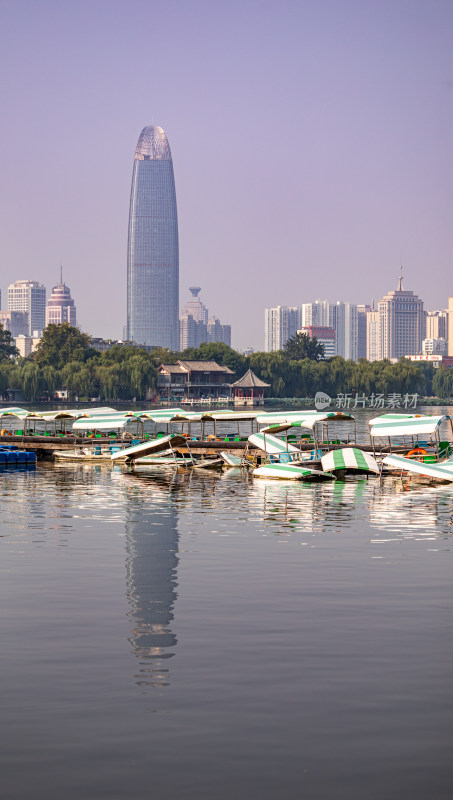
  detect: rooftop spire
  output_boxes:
[398,264,404,291]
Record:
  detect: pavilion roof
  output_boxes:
[232,369,270,388]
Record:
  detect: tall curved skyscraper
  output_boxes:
[127,125,179,349]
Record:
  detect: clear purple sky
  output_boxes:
[1,0,452,349]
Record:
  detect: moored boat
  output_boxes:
[321,448,379,477]
[252,463,335,481]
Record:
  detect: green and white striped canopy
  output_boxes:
[321,448,379,474]
[248,432,301,455]
[257,410,354,429]
[72,414,140,431]
[383,453,453,482]
[253,463,335,481]
[370,415,451,438]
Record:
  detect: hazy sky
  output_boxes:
[1,0,452,349]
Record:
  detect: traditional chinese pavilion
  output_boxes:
[231,369,270,406]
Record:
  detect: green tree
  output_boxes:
[283,333,325,361]
[0,323,19,361]
[34,323,96,370]
[21,362,44,401]
[62,362,93,398]
[181,342,245,375]
[41,365,60,397]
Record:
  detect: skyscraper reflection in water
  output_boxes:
[125,503,179,688]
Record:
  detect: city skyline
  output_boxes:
[0,0,451,349]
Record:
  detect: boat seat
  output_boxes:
[311,449,323,459]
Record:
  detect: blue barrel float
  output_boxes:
[0,444,36,471]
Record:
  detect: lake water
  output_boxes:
[1,409,453,799]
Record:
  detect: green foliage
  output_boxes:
[433,368,453,399]
[180,342,247,375]
[3,328,444,401]
[283,332,325,361]
[0,323,19,361]
[34,324,96,370]
[21,362,44,402]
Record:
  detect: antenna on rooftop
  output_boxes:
[398,263,404,291]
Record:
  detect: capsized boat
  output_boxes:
[252,463,335,481]
[382,453,453,483]
[220,451,249,467]
[321,448,379,477]
[111,434,188,462]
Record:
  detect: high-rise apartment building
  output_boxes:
[301,301,331,328]
[448,297,453,356]
[357,304,372,359]
[366,310,380,361]
[181,287,208,324]
[127,125,179,349]
[179,314,206,350]
[425,310,447,341]
[207,317,231,347]
[422,338,447,356]
[331,302,358,361]
[264,306,302,351]
[7,280,46,335]
[0,310,29,338]
[378,273,424,359]
[179,287,231,349]
[46,278,77,327]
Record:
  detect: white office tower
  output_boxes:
[46,279,77,327]
[7,280,46,336]
[378,273,424,359]
[264,306,302,351]
[331,302,358,361]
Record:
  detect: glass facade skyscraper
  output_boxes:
[127,125,179,349]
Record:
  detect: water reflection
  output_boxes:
[123,473,180,688]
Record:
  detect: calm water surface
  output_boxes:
[1,436,453,798]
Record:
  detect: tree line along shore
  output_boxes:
[0,323,452,403]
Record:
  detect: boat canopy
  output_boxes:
[368,413,426,426]
[248,432,301,455]
[370,415,452,439]
[382,453,453,482]
[111,433,188,461]
[137,408,184,418]
[72,415,139,432]
[36,410,77,420]
[0,407,32,419]
[257,411,355,430]
[321,448,379,474]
